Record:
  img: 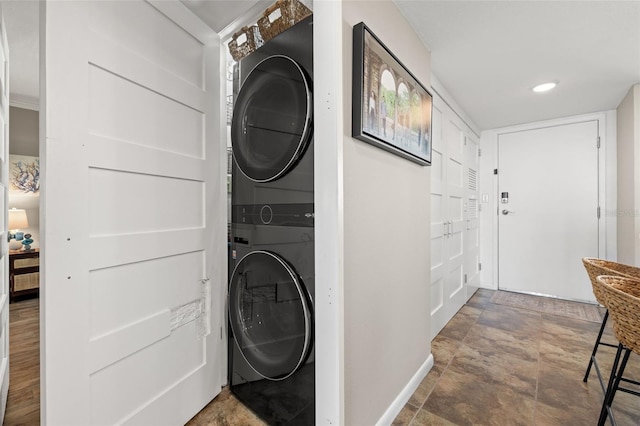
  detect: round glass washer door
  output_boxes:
[229,251,313,381]
[231,55,312,182]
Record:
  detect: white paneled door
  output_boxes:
[464,135,480,289]
[42,1,226,424]
[0,5,9,422]
[498,121,599,302]
[430,94,467,339]
[430,97,446,338]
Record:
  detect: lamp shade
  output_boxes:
[8,208,28,230]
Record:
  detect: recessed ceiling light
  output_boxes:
[532,82,557,93]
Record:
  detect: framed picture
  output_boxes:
[352,22,433,166]
[9,154,40,209]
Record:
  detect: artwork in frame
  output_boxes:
[9,155,40,209]
[352,22,433,166]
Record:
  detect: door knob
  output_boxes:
[502,209,515,215]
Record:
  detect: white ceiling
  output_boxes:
[4,0,640,131]
[394,0,640,130]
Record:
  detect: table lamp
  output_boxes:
[8,208,29,251]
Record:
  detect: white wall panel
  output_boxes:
[449,195,463,222]
[431,236,443,267]
[447,158,463,188]
[90,309,171,373]
[88,66,204,158]
[430,277,444,314]
[0,263,4,299]
[89,322,204,425]
[431,151,445,187]
[0,309,5,358]
[88,168,204,235]
[0,186,5,233]
[448,265,463,295]
[90,251,205,336]
[449,232,463,258]
[89,1,204,89]
[431,193,442,224]
[0,114,5,162]
[43,2,224,423]
[88,134,205,182]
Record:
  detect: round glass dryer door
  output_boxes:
[231,55,312,182]
[229,251,313,381]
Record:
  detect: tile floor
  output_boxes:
[190,289,640,425]
[393,289,640,425]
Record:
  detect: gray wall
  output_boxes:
[9,106,40,248]
[10,106,39,156]
[342,1,432,423]
[616,84,640,265]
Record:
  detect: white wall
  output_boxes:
[341,1,431,424]
[478,111,617,288]
[616,84,640,265]
[315,0,433,423]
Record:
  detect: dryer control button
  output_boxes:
[260,205,274,224]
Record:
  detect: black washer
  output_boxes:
[231,55,312,182]
[229,250,313,381]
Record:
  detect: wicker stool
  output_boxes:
[582,258,640,384]
[594,275,640,426]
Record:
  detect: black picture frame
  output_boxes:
[352,22,433,166]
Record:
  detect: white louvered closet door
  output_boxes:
[464,135,480,289]
[430,94,467,339]
[430,96,447,339]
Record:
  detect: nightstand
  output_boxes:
[9,249,39,302]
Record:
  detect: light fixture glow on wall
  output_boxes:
[8,208,29,251]
[532,82,557,93]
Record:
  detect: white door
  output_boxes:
[42,1,226,424]
[0,6,9,421]
[464,135,480,290]
[443,111,466,317]
[498,121,599,302]
[430,94,467,339]
[430,97,447,338]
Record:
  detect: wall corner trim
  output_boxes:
[375,354,434,426]
[10,94,39,111]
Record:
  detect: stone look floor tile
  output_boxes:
[537,358,604,415]
[391,402,419,426]
[476,304,543,338]
[534,399,598,425]
[539,339,594,375]
[431,335,463,370]
[463,323,539,362]
[410,408,457,425]
[187,388,266,426]
[446,343,538,399]
[540,314,601,349]
[422,368,536,425]
[437,305,483,341]
[465,289,493,310]
[408,368,442,407]
[397,289,640,426]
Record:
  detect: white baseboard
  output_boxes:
[375,353,434,426]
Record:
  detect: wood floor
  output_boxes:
[5,297,40,425]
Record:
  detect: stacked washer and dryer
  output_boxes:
[228,16,315,425]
